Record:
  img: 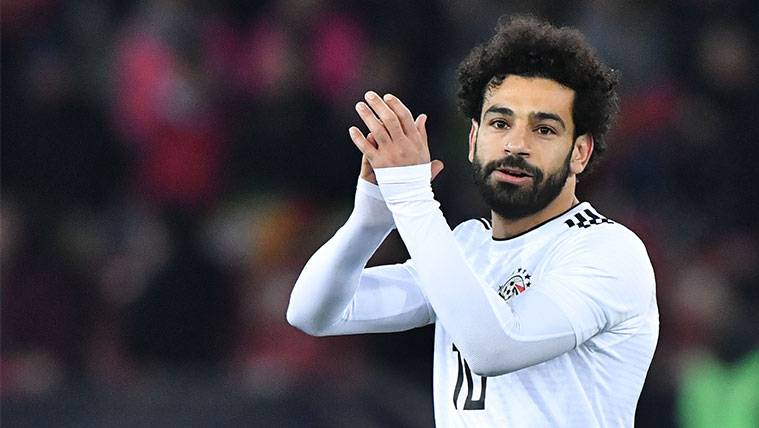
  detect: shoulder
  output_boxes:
[545,205,657,324]
[558,205,649,260]
[451,217,492,247]
[453,217,493,235]
[548,205,655,298]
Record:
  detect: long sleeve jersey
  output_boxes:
[287,164,659,427]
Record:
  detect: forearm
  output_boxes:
[286,179,394,335]
[376,164,575,376]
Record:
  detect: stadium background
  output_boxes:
[2,0,758,426]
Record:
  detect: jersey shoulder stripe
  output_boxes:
[564,207,614,230]
[452,218,493,242]
[476,217,492,230]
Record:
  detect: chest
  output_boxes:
[460,236,557,303]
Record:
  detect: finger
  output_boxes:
[360,154,377,184]
[430,159,445,181]
[415,114,428,142]
[383,93,417,137]
[355,101,392,145]
[366,132,378,148]
[349,126,378,158]
[364,91,404,140]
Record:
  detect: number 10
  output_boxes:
[452,343,487,410]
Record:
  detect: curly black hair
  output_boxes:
[457,16,619,173]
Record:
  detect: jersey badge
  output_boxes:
[497,267,532,302]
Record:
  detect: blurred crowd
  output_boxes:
[2,0,758,426]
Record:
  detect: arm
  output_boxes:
[378,165,656,376]
[349,92,652,376]
[286,175,435,336]
[376,164,576,376]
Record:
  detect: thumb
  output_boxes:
[430,159,445,181]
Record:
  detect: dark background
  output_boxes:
[2,0,758,426]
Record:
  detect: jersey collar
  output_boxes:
[489,201,592,244]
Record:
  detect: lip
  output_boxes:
[492,169,533,185]
[500,166,532,176]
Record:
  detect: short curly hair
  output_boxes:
[457,16,619,173]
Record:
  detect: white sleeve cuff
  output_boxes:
[356,177,384,201]
[350,176,395,232]
[374,163,431,183]
[374,163,433,203]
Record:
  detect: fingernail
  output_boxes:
[365,91,377,100]
[355,102,365,111]
[383,93,394,101]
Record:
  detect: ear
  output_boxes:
[571,134,594,175]
[468,119,478,163]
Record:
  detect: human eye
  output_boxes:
[490,119,509,129]
[535,125,556,136]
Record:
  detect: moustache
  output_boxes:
[484,155,541,179]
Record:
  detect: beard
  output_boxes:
[472,146,572,220]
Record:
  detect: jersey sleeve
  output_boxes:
[535,227,656,346]
[329,262,434,334]
[287,178,433,336]
[375,164,578,376]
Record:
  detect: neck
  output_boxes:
[490,178,579,239]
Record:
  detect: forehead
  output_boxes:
[483,75,575,121]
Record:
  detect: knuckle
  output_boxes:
[375,130,390,141]
[383,115,400,129]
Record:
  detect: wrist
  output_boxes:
[374,163,431,184]
[351,177,395,231]
[356,177,384,200]
[375,163,433,203]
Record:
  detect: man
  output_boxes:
[287,16,658,427]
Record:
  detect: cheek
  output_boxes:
[550,151,567,169]
[550,144,575,173]
[474,146,499,168]
[473,135,499,158]
[527,148,562,178]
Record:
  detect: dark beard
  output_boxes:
[472,148,572,220]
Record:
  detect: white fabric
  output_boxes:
[287,178,433,335]
[287,164,659,428]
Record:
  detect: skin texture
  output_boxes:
[349,91,444,184]
[348,76,593,239]
[469,75,593,238]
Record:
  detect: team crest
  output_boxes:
[497,268,532,301]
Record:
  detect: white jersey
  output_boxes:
[287,164,659,428]
[426,207,659,427]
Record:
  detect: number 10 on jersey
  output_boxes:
[452,343,487,410]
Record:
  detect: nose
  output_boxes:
[504,125,530,156]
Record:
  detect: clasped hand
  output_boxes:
[349,91,444,183]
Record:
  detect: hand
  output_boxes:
[350,91,444,177]
[359,138,444,185]
[360,153,444,185]
[358,133,379,184]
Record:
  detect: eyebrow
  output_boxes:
[483,106,514,117]
[532,112,566,131]
[483,106,566,131]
